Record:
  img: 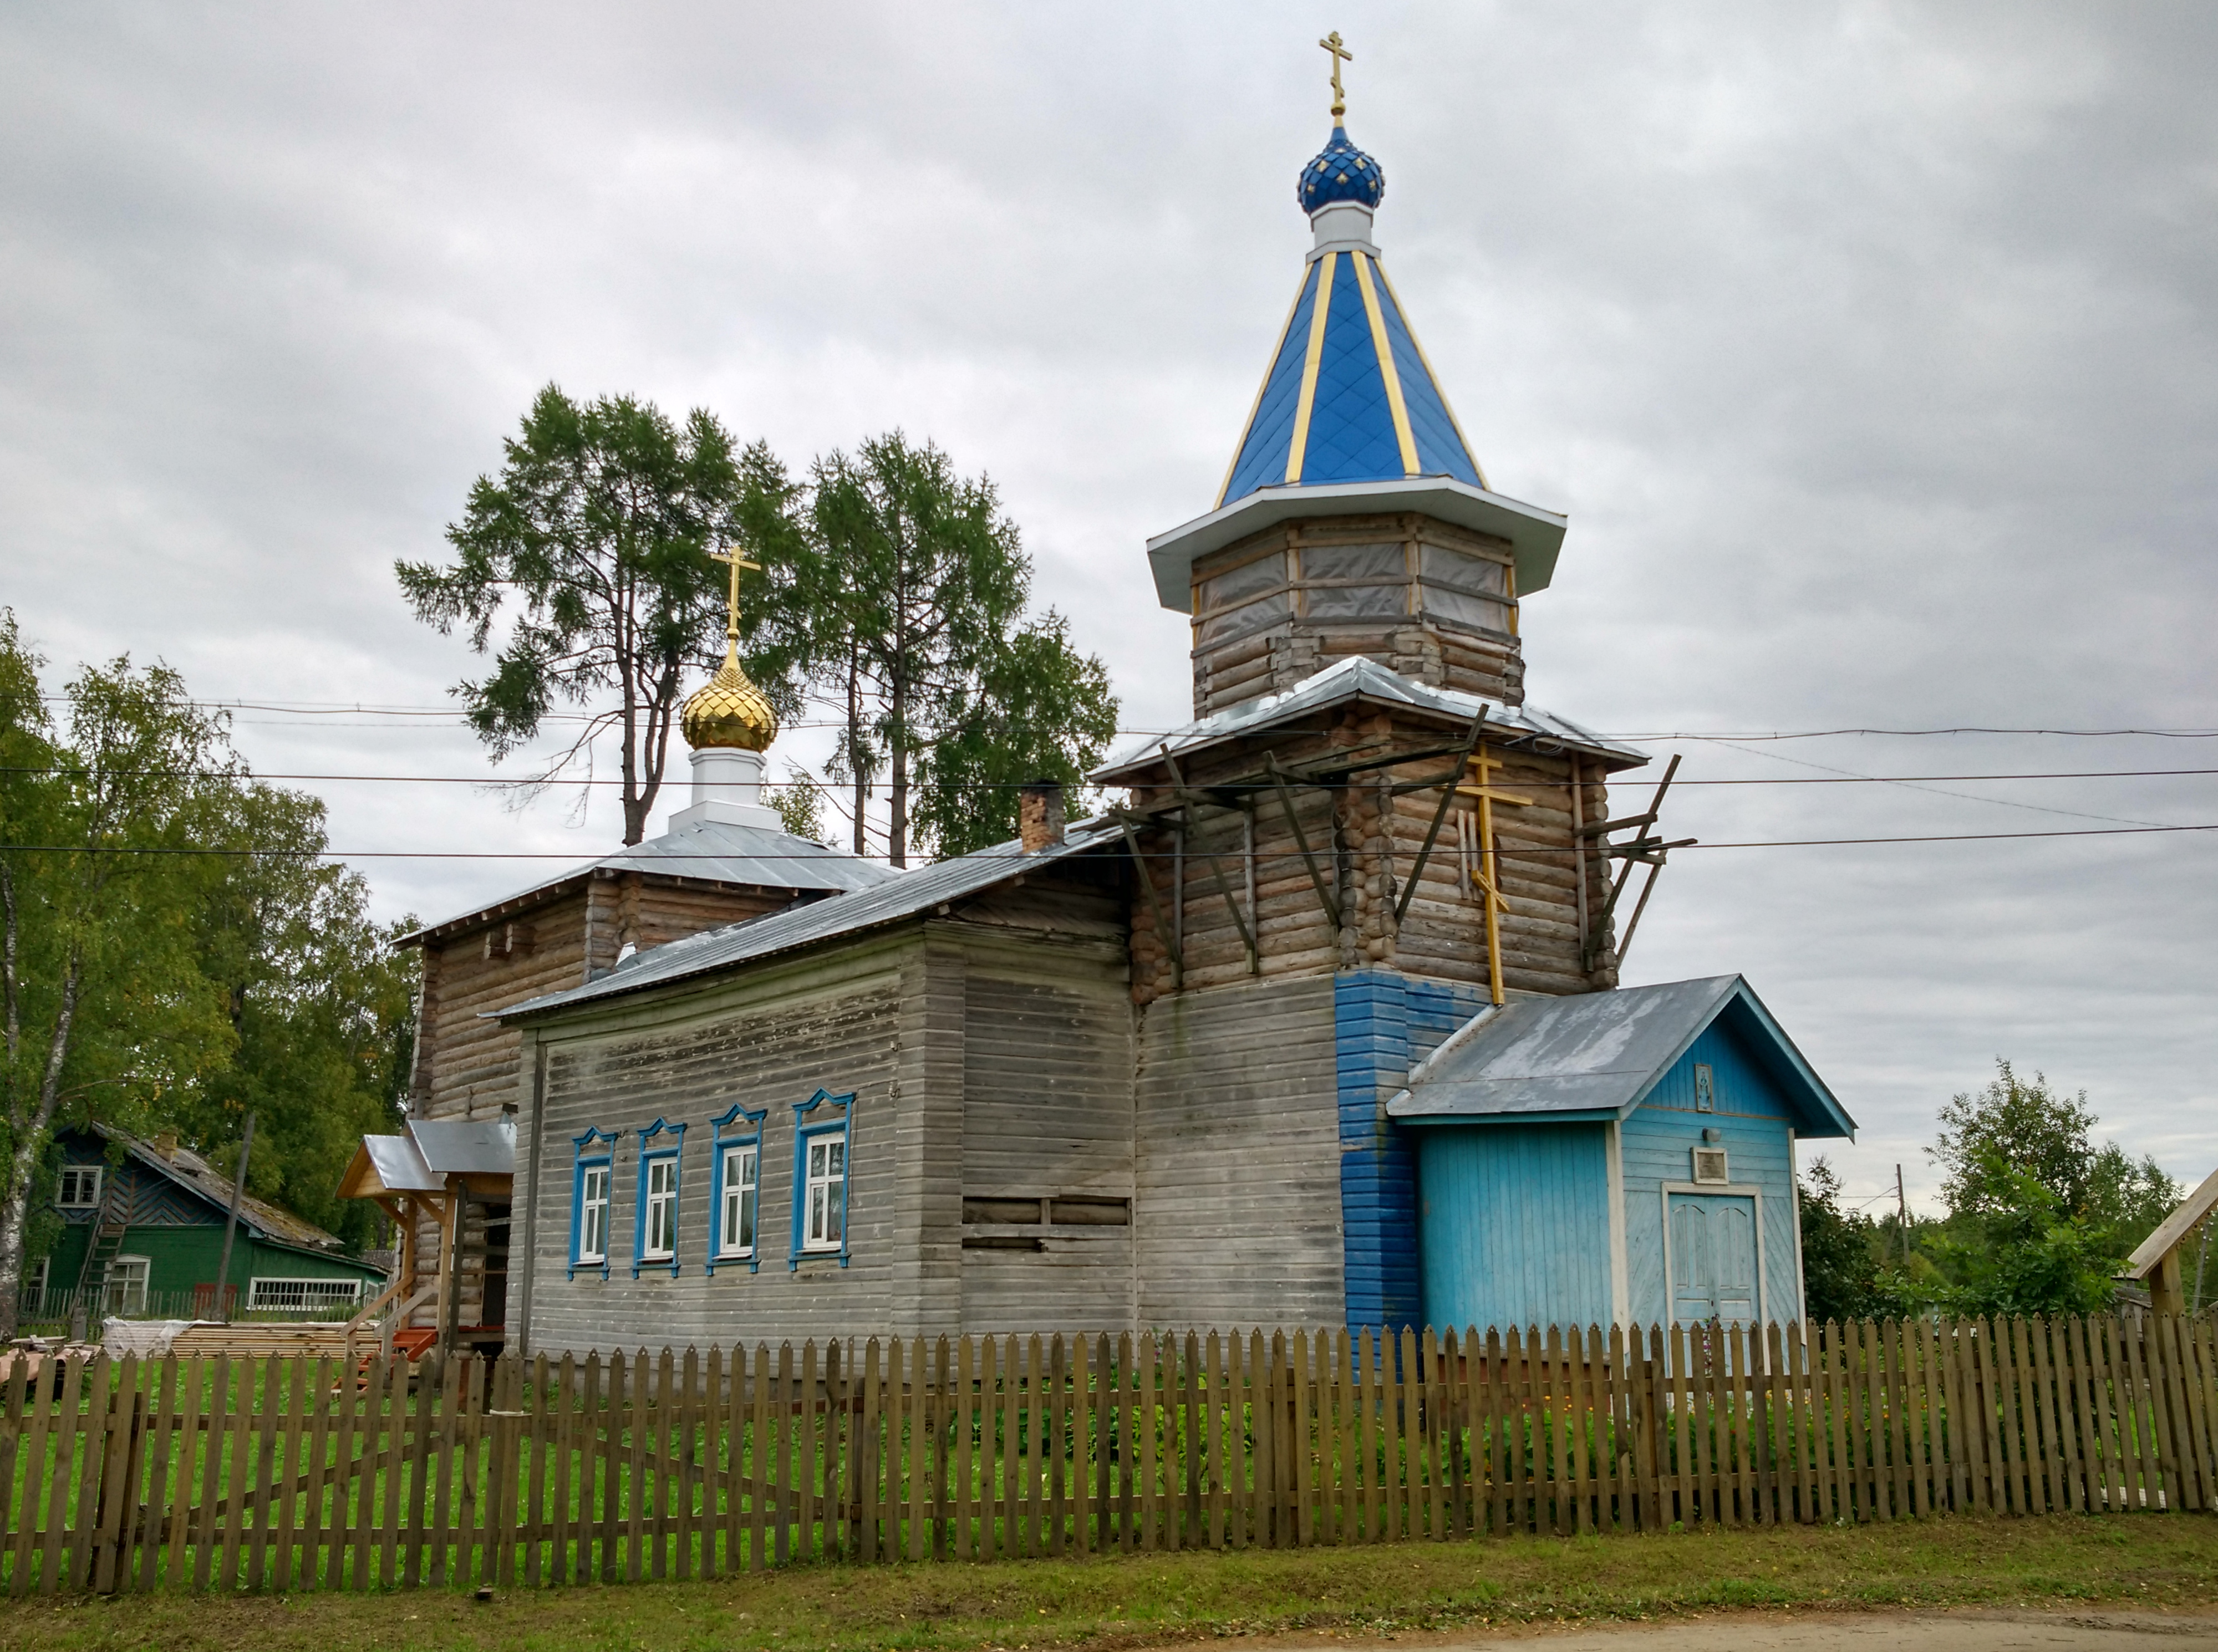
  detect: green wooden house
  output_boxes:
[29,1124,387,1321]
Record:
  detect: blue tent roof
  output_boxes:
[1218,246,1484,507]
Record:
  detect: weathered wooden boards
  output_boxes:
[0,1314,2211,1594]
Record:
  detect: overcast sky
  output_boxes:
[4,3,2214,1214]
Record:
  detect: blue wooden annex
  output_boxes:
[1381,976,1855,1331]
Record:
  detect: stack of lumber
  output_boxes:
[169,1321,354,1360]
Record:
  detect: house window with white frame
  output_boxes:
[642,1155,679,1261]
[802,1133,845,1252]
[575,1159,612,1266]
[58,1165,102,1208]
[104,1256,150,1316]
[719,1140,758,1260]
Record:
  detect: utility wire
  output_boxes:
[6,820,2214,863]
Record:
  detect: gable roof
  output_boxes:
[343,1117,516,1201]
[1093,655,1648,786]
[71,1122,348,1252]
[496,817,1126,1023]
[398,813,899,945]
[1386,976,1856,1139]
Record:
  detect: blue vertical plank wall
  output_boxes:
[1335,970,1485,1330]
[1619,1016,1803,1326]
[1416,1124,1611,1334]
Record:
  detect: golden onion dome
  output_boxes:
[680,644,779,752]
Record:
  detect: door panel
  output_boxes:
[1668,1192,1757,1324]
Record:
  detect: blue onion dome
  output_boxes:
[1297,124,1385,212]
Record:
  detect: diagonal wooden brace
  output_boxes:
[1395,710,1491,927]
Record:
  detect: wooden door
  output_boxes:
[1668,1194,1757,1324]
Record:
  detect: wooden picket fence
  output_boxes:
[2,1313,2214,1596]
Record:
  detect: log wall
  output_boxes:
[1124,708,1627,1008]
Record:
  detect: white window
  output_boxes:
[1693,1063,1716,1113]
[58,1166,102,1207]
[642,1156,679,1260]
[719,1143,758,1258]
[247,1277,363,1312]
[803,1133,845,1252]
[1693,1146,1730,1185]
[103,1255,150,1316]
[24,1256,49,1309]
[576,1162,611,1265]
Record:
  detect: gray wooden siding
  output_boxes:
[521,956,913,1357]
[958,967,1137,1332]
[1133,975,1344,1328]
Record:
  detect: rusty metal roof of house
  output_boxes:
[398,815,900,945]
[1092,656,1647,785]
[84,1121,347,1252]
[498,819,1125,1023]
[1386,975,1855,1138]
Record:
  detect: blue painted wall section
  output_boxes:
[1417,1124,1611,1334]
[1620,1014,1802,1326]
[1334,971,1486,1331]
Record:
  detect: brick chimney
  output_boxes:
[1019,780,1065,853]
[154,1130,179,1159]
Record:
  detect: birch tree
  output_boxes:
[0,620,236,1338]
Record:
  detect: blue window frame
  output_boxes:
[707,1102,768,1275]
[569,1126,623,1281]
[788,1089,854,1269]
[633,1117,686,1279]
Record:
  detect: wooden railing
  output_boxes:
[1,1313,2212,1595]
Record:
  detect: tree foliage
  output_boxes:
[398,386,808,845]
[0,615,416,1333]
[1797,1059,2181,1328]
[801,433,1118,865]
[912,611,1119,860]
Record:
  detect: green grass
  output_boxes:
[2,1516,2215,1652]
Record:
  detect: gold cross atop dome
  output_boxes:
[681,541,779,753]
[1319,30,1352,122]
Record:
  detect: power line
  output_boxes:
[30,695,2218,742]
[5,820,2212,863]
[4,766,2213,788]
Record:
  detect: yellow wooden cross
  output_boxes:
[708,543,761,643]
[1457,747,1533,1006]
[1319,30,1353,120]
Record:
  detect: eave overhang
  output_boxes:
[1146,477,1567,615]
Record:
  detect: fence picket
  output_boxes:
[8,1311,2215,1595]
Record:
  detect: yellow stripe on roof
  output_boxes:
[1354,252,1420,477]
[1215,262,1316,511]
[1373,257,1488,491]
[1286,251,1336,485]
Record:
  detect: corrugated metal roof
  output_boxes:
[499,819,1126,1022]
[408,1118,515,1178]
[399,815,899,944]
[1093,656,1647,783]
[88,1122,347,1251]
[360,1133,441,1194]
[1386,975,1854,1139]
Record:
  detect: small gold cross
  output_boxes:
[1319,31,1353,120]
[708,543,761,642]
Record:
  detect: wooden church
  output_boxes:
[350,80,1855,1358]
